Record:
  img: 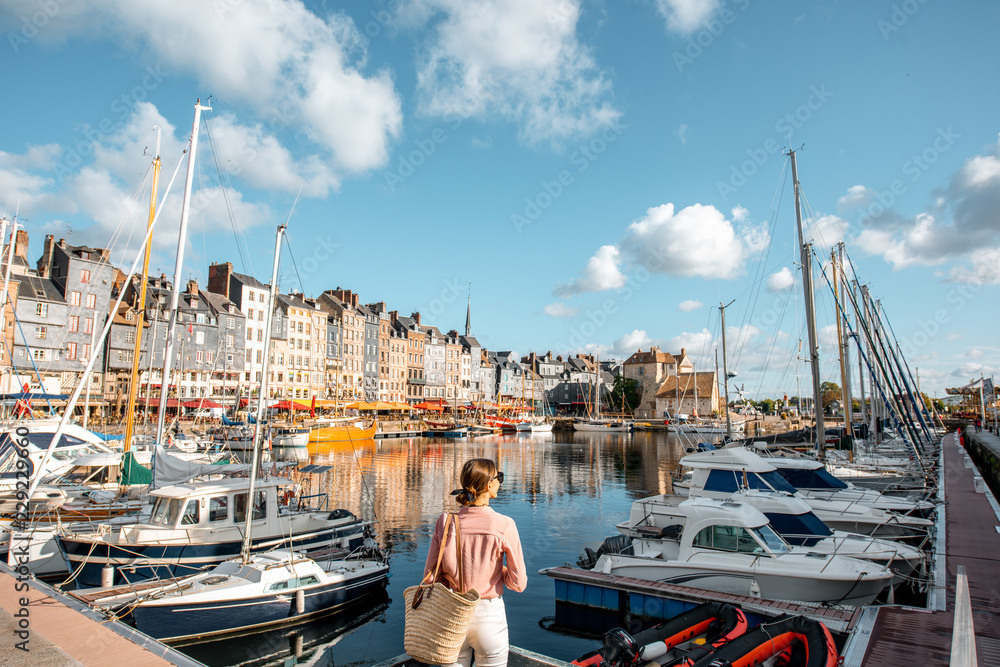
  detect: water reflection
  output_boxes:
[187,430,695,666]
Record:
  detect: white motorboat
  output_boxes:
[617,490,924,583]
[271,426,310,462]
[573,419,633,433]
[676,446,934,539]
[583,497,892,607]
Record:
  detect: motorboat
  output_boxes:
[271,426,310,461]
[56,475,371,587]
[618,490,924,583]
[581,497,892,606]
[307,417,376,443]
[76,549,389,643]
[676,446,934,539]
[573,419,633,433]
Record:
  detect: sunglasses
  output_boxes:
[492,472,505,484]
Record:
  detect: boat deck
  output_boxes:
[0,563,202,666]
[851,430,1000,666]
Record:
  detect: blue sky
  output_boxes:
[1,0,997,399]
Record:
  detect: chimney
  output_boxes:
[412,311,421,325]
[58,238,66,248]
[351,293,358,308]
[208,262,232,299]
[389,310,398,323]
[681,347,686,357]
[187,279,198,295]
[13,229,28,260]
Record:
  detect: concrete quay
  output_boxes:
[0,563,202,667]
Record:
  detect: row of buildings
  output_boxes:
[0,227,722,418]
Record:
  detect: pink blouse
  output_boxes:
[423,506,527,599]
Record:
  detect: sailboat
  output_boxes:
[573,352,633,432]
[74,224,389,643]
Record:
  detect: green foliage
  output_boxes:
[609,376,641,415]
[820,381,841,408]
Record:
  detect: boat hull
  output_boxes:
[308,422,377,443]
[131,564,389,642]
[57,522,366,588]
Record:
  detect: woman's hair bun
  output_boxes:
[450,488,476,505]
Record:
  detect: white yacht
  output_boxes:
[585,497,892,607]
[617,490,924,583]
[676,446,934,539]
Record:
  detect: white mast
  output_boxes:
[720,299,735,439]
[241,223,286,563]
[155,99,211,445]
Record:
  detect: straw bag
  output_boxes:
[403,512,481,664]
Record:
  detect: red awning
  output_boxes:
[183,399,224,409]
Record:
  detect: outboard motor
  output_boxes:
[600,628,640,667]
[578,534,634,569]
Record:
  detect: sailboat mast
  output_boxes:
[241,223,286,563]
[832,246,852,450]
[720,299,734,439]
[156,100,211,446]
[788,150,826,459]
[124,127,161,452]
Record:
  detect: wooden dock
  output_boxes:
[0,563,203,666]
[842,430,1000,666]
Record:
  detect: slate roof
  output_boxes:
[15,274,63,302]
[231,271,268,290]
[624,348,676,365]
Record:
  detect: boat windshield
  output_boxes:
[763,511,832,547]
[149,497,183,526]
[752,524,790,554]
[774,466,849,490]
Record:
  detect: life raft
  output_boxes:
[573,601,748,667]
[688,614,838,667]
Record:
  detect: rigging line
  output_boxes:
[734,156,791,366]
[281,233,307,296]
[753,283,796,398]
[202,114,253,276]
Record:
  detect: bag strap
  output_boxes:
[453,511,465,593]
[421,513,453,586]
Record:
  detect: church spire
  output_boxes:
[465,283,471,336]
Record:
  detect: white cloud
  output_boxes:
[613,329,657,356]
[620,203,769,280]
[664,329,714,366]
[818,324,840,350]
[808,214,849,249]
[766,267,795,291]
[731,205,748,222]
[543,302,578,318]
[678,299,703,312]
[655,0,722,35]
[676,124,691,145]
[401,0,620,144]
[837,184,871,210]
[554,245,626,296]
[947,247,1000,284]
[0,0,402,184]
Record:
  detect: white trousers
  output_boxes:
[447,596,509,667]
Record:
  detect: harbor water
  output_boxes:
[179,429,695,666]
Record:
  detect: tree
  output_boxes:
[820,382,841,408]
[608,376,640,415]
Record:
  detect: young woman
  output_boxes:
[423,458,527,667]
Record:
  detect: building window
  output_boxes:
[33,349,45,360]
[256,329,263,342]
[71,291,81,306]
[35,325,46,339]
[85,293,96,309]
[227,317,235,329]
[84,318,93,334]
[67,342,77,360]
[125,330,135,344]
[256,350,263,363]
[195,331,204,345]
[36,303,48,317]
[247,328,253,341]
[82,343,90,360]
[196,351,204,363]
[80,269,90,283]
[69,316,79,333]
[207,351,214,364]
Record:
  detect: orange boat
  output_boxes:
[306,418,377,443]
